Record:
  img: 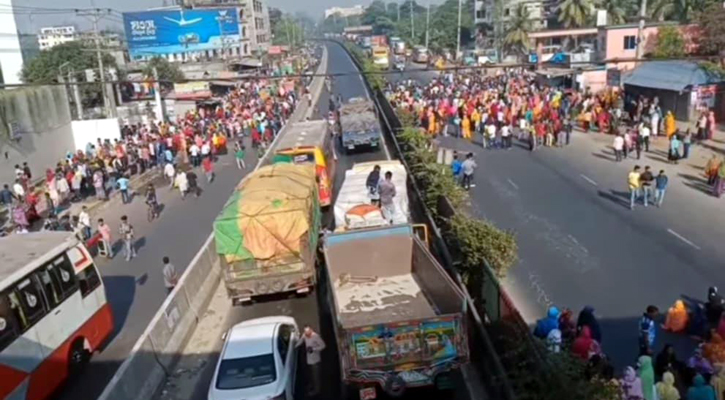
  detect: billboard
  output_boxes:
[123,8,240,59]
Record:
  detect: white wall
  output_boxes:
[71,119,122,152]
[0,0,25,84]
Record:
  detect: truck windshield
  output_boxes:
[215,354,276,390]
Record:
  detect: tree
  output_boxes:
[598,0,627,25]
[142,57,184,90]
[696,3,725,58]
[427,0,474,52]
[651,25,685,58]
[557,0,595,28]
[21,40,118,108]
[503,4,532,59]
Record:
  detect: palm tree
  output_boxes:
[504,4,532,60]
[647,0,675,21]
[558,0,595,28]
[598,0,628,24]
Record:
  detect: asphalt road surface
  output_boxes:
[178,41,470,400]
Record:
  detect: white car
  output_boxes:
[209,316,299,400]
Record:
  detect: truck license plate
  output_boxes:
[348,145,355,150]
[360,387,376,400]
[399,370,429,384]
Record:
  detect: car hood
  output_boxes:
[209,380,285,400]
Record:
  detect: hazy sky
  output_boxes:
[16,0,446,33]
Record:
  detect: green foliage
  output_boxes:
[503,4,532,58]
[142,57,185,82]
[558,0,595,28]
[651,25,685,59]
[597,0,628,25]
[272,16,306,46]
[450,214,517,277]
[696,3,725,56]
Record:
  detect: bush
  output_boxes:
[449,214,518,278]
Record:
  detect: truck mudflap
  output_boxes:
[224,271,315,303]
[346,358,459,398]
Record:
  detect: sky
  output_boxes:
[14,0,448,34]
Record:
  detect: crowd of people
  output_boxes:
[1,75,301,241]
[533,287,725,400]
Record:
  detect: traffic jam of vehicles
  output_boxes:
[209,83,469,399]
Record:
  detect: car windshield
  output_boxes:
[216,354,276,390]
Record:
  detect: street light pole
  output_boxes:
[397,3,401,22]
[425,0,430,49]
[410,1,415,42]
[456,0,462,60]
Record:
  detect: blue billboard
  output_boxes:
[123,8,240,59]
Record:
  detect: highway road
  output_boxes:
[169,41,471,400]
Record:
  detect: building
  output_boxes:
[474,0,546,49]
[38,26,78,50]
[246,0,271,54]
[0,0,40,85]
[324,5,365,19]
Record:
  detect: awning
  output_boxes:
[623,61,723,92]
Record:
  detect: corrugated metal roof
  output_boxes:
[623,61,722,92]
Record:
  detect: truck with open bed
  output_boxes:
[337,97,382,153]
[322,224,469,399]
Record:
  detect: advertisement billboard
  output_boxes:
[123,8,240,59]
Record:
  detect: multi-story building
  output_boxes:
[38,26,78,50]
[324,5,365,19]
[474,0,546,50]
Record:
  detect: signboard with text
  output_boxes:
[606,68,621,87]
[123,8,240,59]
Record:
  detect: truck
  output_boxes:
[372,46,390,69]
[337,97,382,153]
[322,224,469,400]
[333,160,410,231]
[371,35,388,47]
[213,163,321,304]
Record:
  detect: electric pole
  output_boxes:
[397,3,401,22]
[635,0,648,60]
[217,14,232,60]
[152,67,164,122]
[76,8,112,117]
[410,1,415,42]
[425,0,430,49]
[456,0,462,61]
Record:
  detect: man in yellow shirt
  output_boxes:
[628,165,641,210]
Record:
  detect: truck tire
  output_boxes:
[383,375,406,397]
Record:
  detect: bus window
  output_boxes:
[78,265,101,297]
[36,269,62,309]
[0,293,21,352]
[48,255,79,299]
[11,277,47,331]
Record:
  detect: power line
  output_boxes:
[6,54,723,89]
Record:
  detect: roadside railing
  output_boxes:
[97,46,328,400]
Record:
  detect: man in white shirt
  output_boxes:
[201,142,211,158]
[78,206,92,239]
[189,143,200,167]
[12,179,25,199]
[164,162,176,187]
[486,123,497,149]
[296,326,326,396]
[613,134,624,162]
[501,124,512,149]
[640,123,651,152]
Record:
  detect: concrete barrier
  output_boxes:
[97,46,329,400]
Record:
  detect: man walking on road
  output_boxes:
[119,215,136,261]
[613,134,624,162]
[628,166,641,210]
[296,325,326,397]
[461,153,477,190]
[78,206,92,239]
[655,170,668,207]
[640,166,654,207]
[97,218,112,258]
[117,174,130,204]
[162,256,179,295]
[640,122,651,152]
[639,305,659,356]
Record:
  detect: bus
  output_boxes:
[0,232,114,400]
[273,120,336,207]
[412,46,429,64]
[372,46,390,69]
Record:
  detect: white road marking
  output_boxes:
[507,179,519,190]
[667,228,701,250]
[580,174,598,186]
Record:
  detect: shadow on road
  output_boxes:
[678,173,713,196]
[597,189,630,209]
[103,275,138,340]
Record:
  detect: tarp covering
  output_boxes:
[334,160,409,230]
[214,163,319,263]
[623,61,723,92]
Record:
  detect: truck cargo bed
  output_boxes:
[334,273,436,327]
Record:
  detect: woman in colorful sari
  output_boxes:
[656,371,681,400]
[663,300,689,333]
[665,111,677,139]
[462,115,472,141]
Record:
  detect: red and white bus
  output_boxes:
[0,231,114,400]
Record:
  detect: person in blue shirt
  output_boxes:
[533,306,560,339]
[117,175,131,204]
[639,305,659,356]
[451,154,463,184]
[655,170,668,207]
